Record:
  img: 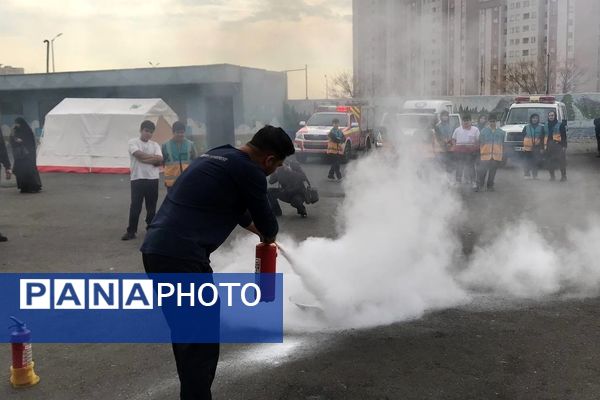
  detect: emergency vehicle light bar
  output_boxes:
[515,96,556,104]
[336,106,351,112]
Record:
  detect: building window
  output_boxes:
[523,13,530,19]
[522,49,529,56]
[523,37,529,43]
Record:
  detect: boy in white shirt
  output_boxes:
[451,114,480,190]
[121,120,163,240]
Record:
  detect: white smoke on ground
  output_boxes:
[214,149,600,331]
[460,218,600,300]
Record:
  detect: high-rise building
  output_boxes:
[353,0,600,97]
[478,1,508,94]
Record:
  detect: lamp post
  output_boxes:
[43,40,50,73]
[51,33,63,73]
[325,74,328,99]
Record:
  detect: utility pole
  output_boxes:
[51,33,63,73]
[325,74,328,99]
[43,40,50,73]
[546,52,551,95]
[480,55,485,95]
[305,64,308,100]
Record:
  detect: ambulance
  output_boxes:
[502,95,568,160]
[380,100,460,151]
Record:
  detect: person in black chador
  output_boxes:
[545,111,567,182]
[268,160,310,217]
[10,118,42,193]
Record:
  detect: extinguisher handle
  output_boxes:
[9,316,26,331]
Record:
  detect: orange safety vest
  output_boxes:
[162,139,195,187]
[479,127,505,161]
[523,124,545,152]
[544,122,563,149]
[326,128,345,155]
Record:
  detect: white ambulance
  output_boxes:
[502,95,568,160]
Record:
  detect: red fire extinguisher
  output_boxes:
[255,242,277,302]
[9,316,40,388]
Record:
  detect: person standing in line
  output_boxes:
[121,120,163,241]
[594,117,600,158]
[477,114,505,192]
[434,110,456,173]
[327,118,344,181]
[451,114,480,190]
[0,131,12,242]
[162,121,198,191]
[521,113,546,180]
[477,114,488,132]
[545,111,567,182]
[10,118,42,193]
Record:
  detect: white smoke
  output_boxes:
[214,147,600,332]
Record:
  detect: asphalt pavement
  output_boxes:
[2,154,600,399]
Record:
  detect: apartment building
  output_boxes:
[353,0,600,96]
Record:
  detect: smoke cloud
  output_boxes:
[214,147,600,332]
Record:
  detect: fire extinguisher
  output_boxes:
[9,316,40,388]
[255,242,277,302]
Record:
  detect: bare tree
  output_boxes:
[329,71,355,98]
[503,60,547,94]
[557,62,585,93]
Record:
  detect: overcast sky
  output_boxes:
[0,0,352,99]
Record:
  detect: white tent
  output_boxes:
[37,98,178,173]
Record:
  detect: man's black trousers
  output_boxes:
[127,179,159,234]
[268,188,306,215]
[142,253,219,400]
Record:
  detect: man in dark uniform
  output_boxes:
[268,160,310,217]
[140,125,294,400]
[0,132,13,242]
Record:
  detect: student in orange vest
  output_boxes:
[521,113,546,180]
[477,114,505,192]
[545,111,567,182]
[162,121,198,191]
[327,118,344,181]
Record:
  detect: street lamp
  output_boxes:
[43,40,50,73]
[51,33,63,73]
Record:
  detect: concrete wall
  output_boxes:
[0,65,288,151]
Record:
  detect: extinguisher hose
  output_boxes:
[276,242,324,302]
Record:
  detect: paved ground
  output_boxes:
[1,153,600,399]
